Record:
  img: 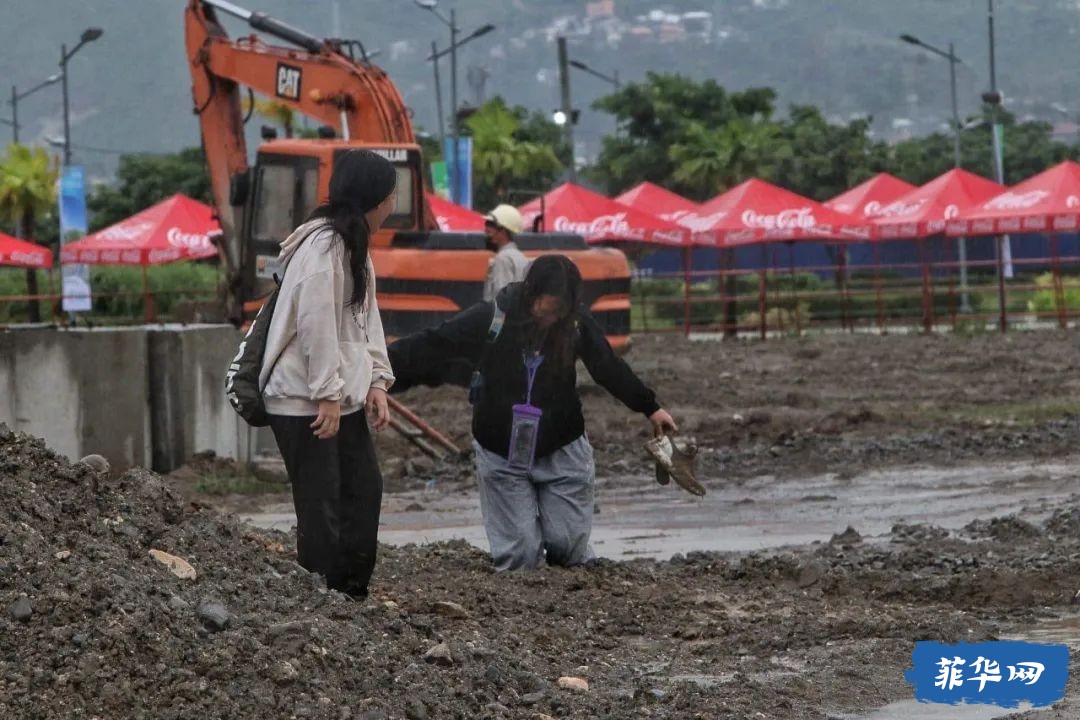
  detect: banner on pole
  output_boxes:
[442,136,473,209]
[59,166,92,312]
[430,160,450,199]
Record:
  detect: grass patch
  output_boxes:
[193,473,286,496]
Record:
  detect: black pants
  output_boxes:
[269,411,383,596]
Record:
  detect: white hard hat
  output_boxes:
[484,204,523,234]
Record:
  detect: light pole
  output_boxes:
[900,32,970,311]
[983,0,1011,329]
[416,2,495,204]
[60,27,104,166]
[556,36,576,182]
[426,23,495,145]
[8,74,62,144]
[569,59,620,137]
[568,59,620,89]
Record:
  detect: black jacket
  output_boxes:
[389,283,661,459]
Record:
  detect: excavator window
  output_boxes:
[252,164,297,242]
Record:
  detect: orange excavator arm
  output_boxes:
[184,0,432,312]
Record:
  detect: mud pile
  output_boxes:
[3,424,1079,719]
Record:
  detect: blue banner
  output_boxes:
[906,641,1068,708]
[59,166,91,312]
[442,136,473,209]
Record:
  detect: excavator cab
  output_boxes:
[242,140,424,284]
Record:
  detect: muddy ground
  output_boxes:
[5,330,1080,718]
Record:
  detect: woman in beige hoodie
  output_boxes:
[259,149,396,598]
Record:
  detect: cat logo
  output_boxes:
[275,63,302,101]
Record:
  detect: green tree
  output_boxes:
[0,144,59,322]
[588,73,779,198]
[462,98,563,211]
[87,148,212,230]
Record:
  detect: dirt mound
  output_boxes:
[5,423,1080,719]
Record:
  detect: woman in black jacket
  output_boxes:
[389,255,677,571]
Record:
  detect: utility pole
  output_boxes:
[431,41,445,146]
[946,41,971,312]
[449,7,459,203]
[556,36,576,182]
[987,0,1010,329]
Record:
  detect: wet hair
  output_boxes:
[308,149,397,306]
[520,254,583,371]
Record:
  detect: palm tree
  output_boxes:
[0,144,58,322]
[669,119,781,200]
[465,100,562,209]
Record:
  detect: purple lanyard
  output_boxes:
[524,353,544,405]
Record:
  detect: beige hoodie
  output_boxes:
[259,218,394,417]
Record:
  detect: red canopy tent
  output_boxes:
[947,161,1080,329]
[427,192,485,232]
[519,182,687,246]
[59,194,220,322]
[696,178,874,245]
[614,181,723,232]
[0,232,53,269]
[60,193,220,265]
[872,169,1004,240]
[947,160,1080,236]
[870,169,1004,332]
[826,173,917,219]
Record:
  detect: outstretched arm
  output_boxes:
[578,311,677,436]
[387,301,493,394]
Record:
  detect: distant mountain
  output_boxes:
[2,0,1078,180]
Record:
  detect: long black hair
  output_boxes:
[520,254,583,372]
[308,149,397,307]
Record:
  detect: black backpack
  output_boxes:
[225,229,313,427]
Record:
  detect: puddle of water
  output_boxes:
[1005,614,1080,646]
[838,700,1035,720]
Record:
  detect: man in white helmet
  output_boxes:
[482,204,530,302]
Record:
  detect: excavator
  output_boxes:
[183,0,632,348]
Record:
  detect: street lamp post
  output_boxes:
[900,32,970,311]
[984,0,1010,330]
[556,37,576,182]
[569,59,621,136]
[60,27,104,166]
[417,2,495,204]
[8,74,63,144]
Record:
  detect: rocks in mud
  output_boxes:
[196,601,231,632]
[432,601,469,619]
[148,549,197,580]
[267,659,300,685]
[829,526,862,546]
[557,676,589,692]
[77,454,110,474]
[8,595,32,622]
[422,642,454,666]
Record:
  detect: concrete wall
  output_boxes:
[0,324,257,473]
[148,325,256,473]
[0,327,151,468]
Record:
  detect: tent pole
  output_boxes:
[874,241,884,334]
[142,264,155,323]
[682,246,691,337]
[1052,233,1066,329]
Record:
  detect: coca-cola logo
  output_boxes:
[101,221,154,243]
[149,248,182,264]
[10,250,45,265]
[740,207,815,230]
[674,210,727,231]
[1067,195,1080,209]
[553,213,642,239]
[166,227,212,251]
[863,201,885,217]
[876,198,928,218]
[984,190,1050,210]
[121,250,141,264]
[435,215,450,230]
[943,204,960,220]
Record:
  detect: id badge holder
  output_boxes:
[508,403,543,470]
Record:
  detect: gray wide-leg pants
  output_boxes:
[473,435,596,571]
